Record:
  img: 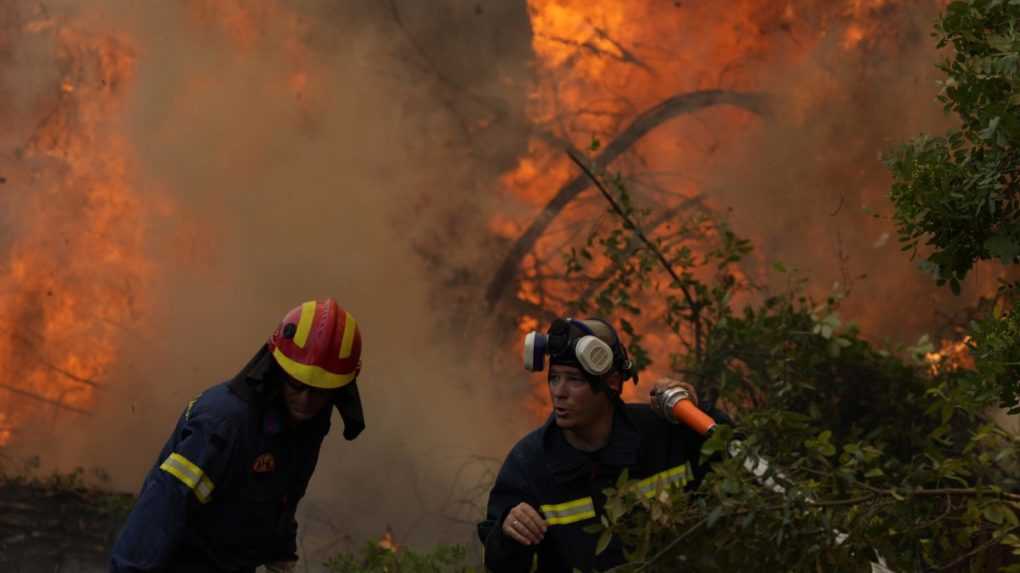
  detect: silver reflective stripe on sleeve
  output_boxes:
[540,497,596,525]
[159,452,215,503]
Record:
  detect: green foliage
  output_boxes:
[887,0,1020,293]
[968,299,1020,413]
[323,542,477,573]
[886,0,1020,411]
[554,142,1020,570]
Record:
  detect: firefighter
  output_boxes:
[477,317,728,572]
[110,299,366,573]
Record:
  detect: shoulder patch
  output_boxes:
[252,453,276,473]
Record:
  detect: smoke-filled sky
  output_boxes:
[0,0,993,562]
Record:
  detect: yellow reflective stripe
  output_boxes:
[194,475,214,504]
[635,464,690,498]
[159,453,215,503]
[160,458,197,489]
[161,453,202,487]
[542,497,593,512]
[293,301,317,349]
[338,312,357,359]
[541,497,596,526]
[546,508,595,525]
[273,347,356,389]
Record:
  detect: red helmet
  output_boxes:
[268,298,362,389]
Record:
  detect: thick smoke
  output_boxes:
[0,0,535,559]
[699,1,991,342]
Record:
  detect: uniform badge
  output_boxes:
[253,453,276,473]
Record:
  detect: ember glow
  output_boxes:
[925,336,975,376]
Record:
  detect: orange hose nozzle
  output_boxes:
[670,396,717,436]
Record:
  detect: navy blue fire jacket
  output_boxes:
[478,402,728,573]
[110,366,329,572]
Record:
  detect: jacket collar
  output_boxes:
[228,345,330,437]
[541,402,640,483]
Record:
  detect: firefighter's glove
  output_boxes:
[649,377,698,421]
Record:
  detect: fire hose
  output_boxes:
[651,385,895,572]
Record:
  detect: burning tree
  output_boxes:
[328,1,1020,567]
[469,1,1020,570]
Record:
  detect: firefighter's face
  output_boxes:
[282,374,333,422]
[548,364,611,430]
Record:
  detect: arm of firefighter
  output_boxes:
[109,409,237,572]
[477,450,542,573]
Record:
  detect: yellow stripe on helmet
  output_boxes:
[273,347,356,390]
[338,312,358,359]
[293,300,317,349]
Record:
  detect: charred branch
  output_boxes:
[485,89,771,309]
[7,331,102,389]
[571,193,709,309]
[567,150,707,358]
[538,26,655,75]
[0,382,90,415]
[385,0,514,139]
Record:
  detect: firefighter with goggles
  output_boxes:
[110,298,365,573]
[477,317,729,572]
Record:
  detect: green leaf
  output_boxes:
[595,529,613,555]
[984,504,1007,525]
[707,506,725,527]
[979,116,1001,140]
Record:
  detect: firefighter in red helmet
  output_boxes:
[111,299,365,573]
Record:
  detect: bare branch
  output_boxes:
[485,90,770,309]
[0,382,90,415]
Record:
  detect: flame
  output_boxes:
[501,0,942,419]
[0,0,324,447]
[924,336,974,376]
[0,15,149,446]
[377,526,400,553]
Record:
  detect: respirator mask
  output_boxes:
[522,318,636,382]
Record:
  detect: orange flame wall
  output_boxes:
[0,0,318,448]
